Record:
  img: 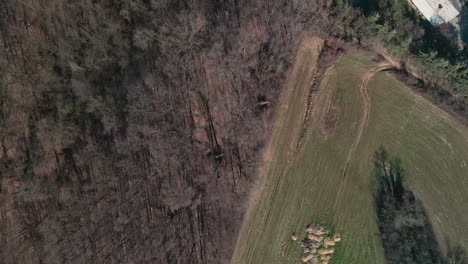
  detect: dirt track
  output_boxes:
[334,64,394,209]
[231,36,325,263]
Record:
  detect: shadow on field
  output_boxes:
[372,147,467,264]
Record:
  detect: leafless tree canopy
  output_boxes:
[2,0,464,263]
[0,0,335,263]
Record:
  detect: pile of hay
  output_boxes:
[293,224,341,263]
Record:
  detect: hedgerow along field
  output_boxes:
[232,46,468,263]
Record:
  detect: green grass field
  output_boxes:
[232,50,468,264]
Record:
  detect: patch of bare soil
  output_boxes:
[296,39,347,150]
[296,73,320,150]
[316,39,348,75]
[321,90,340,140]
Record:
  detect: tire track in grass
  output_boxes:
[333,64,394,210]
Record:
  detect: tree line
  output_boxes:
[339,0,468,97]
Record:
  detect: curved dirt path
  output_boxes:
[333,64,394,209]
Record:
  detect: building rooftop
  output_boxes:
[409,0,462,25]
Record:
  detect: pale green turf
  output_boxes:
[358,70,468,253]
[233,53,468,264]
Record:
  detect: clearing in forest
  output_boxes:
[232,44,468,264]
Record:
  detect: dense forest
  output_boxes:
[0,0,466,263]
[0,0,336,263]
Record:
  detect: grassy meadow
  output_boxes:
[232,51,468,264]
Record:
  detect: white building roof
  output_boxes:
[409,0,462,25]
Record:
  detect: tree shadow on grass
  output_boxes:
[372,147,467,264]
